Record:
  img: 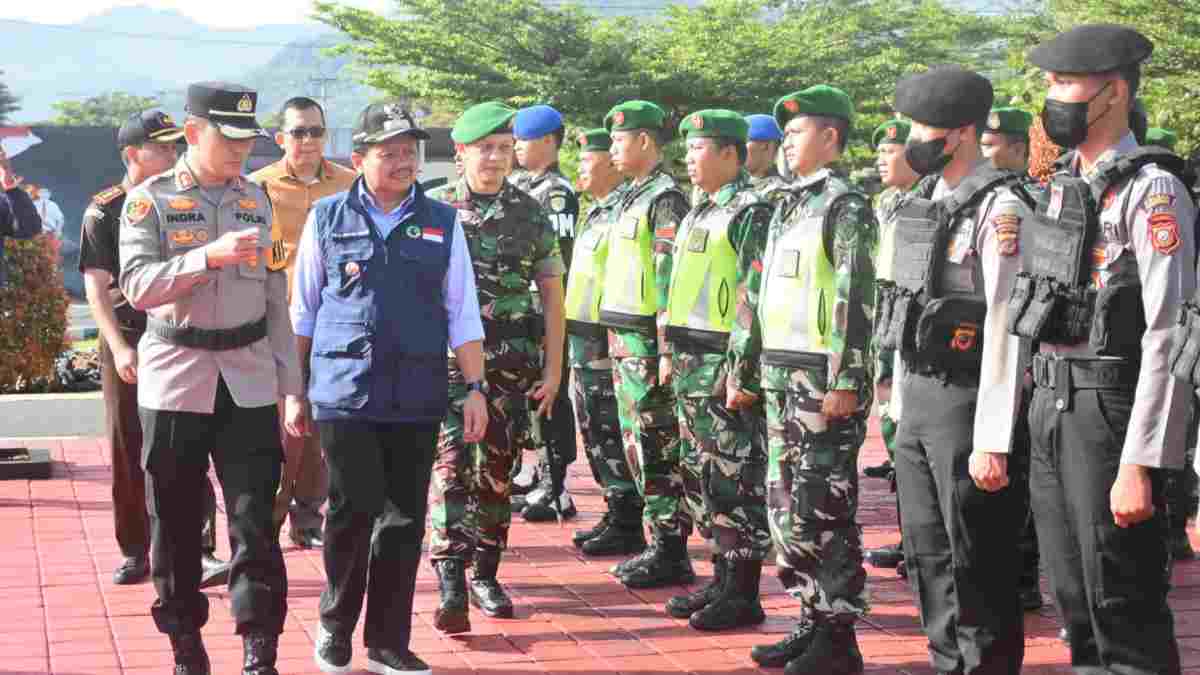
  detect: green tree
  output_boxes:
[0,71,20,124]
[49,92,161,126]
[317,0,1002,171]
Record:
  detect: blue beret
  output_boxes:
[745,114,782,142]
[514,104,564,140]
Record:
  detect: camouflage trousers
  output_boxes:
[609,329,687,538]
[428,365,535,561]
[673,350,770,561]
[764,367,870,621]
[569,362,636,499]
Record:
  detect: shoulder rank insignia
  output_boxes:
[93,185,125,206]
[267,237,288,272]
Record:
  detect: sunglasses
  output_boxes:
[284,126,326,140]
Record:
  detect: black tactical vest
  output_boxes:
[1009,147,1187,356]
[875,167,1028,373]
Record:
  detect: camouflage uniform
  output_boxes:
[750,169,791,205]
[605,166,691,538]
[668,172,772,561]
[426,178,564,561]
[570,186,636,498]
[753,170,876,621]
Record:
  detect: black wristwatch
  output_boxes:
[466,380,489,397]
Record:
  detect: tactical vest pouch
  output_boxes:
[914,296,987,372]
[1008,274,1093,345]
[1169,298,1200,385]
[873,280,898,348]
[882,287,923,352]
[1089,284,1145,357]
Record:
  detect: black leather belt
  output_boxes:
[1031,354,1138,412]
[566,319,607,340]
[761,350,828,370]
[147,316,267,351]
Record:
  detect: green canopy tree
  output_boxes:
[49,92,161,126]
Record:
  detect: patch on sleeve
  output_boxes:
[93,185,125,205]
[992,213,1021,257]
[124,198,152,224]
[548,191,569,213]
[654,226,676,240]
[1142,192,1176,213]
[1149,212,1181,255]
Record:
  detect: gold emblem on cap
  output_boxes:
[988,112,1001,130]
[691,114,703,130]
[161,113,175,127]
[237,94,254,114]
[887,126,898,139]
[613,111,625,126]
[784,99,800,113]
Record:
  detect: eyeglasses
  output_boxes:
[284,126,326,140]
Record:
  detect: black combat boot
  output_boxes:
[572,494,612,548]
[433,559,470,634]
[751,616,816,667]
[665,554,725,619]
[521,461,578,522]
[688,558,766,631]
[585,493,647,556]
[469,548,514,618]
[617,530,695,589]
[864,543,904,569]
[169,631,211,675]
[783,620,864,675]
[242,632,279,675]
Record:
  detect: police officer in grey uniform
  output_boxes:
[119,82,305,675]
[880,66,1033,675]
[511,104,581,522]
[1001,25,1196,675]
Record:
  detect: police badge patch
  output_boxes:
[125,198,152,224]
[549,193,568,212]
[1149,212,1181,254]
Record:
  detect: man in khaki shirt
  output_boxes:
[119,81,305,675]
[250,97,355,549]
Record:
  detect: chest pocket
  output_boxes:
[326,231,376,294]
[496,234,534,281]
[236,220,271,281]
[578,227,604,252]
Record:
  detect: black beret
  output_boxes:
[1028,24,1153,74]
[894,65,994,130]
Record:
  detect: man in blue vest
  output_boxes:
[291,102,487,675]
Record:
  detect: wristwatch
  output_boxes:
[466,380,490,397]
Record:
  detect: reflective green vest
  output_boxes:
[666,188,755,338]
[760,212,836,355]
[599,170,684,332]
[565,190,623,325]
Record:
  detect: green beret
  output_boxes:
[872,119,911,147]
[984,107,1034,137]
[679,109,749,142]
[774,85,854,129]
[451,101,516,145]
[605,100,667,132]
[576,128,612,152]
[1146,127,1178,150]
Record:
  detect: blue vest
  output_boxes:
[308,178,455,423]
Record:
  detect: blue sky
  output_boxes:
[0,0,389,28]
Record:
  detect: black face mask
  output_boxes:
[1041,82,1111,149]
[904,136,953,177]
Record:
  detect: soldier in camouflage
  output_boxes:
[746,86,876,675]
[564,128,647,556]
[426,102,566,632]
[862,118,919,576]
[598,100,694,589]
[660,110,773,631]
[510,104,582,522]
[744,114,790,202]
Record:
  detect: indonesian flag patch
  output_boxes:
[422,226,444,243]
[1149,212,1181,255]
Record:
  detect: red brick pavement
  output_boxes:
[2,429,1200,674]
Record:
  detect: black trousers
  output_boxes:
[140,377,286,636]
[319,419,439,651]
[542,357,578,489]
[1028,383,1180,675]
[101,330,218,558]
[894,372,1024,675]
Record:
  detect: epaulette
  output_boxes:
[93,185,125,206]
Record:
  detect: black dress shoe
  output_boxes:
[199,553,230,590]
[863,460,893,479]
[290,527,324,549]
[113,555,149,585]
[169,631,211,675]
[314,624,352,674]
[367,647,432,674]
[242,632,278,675]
